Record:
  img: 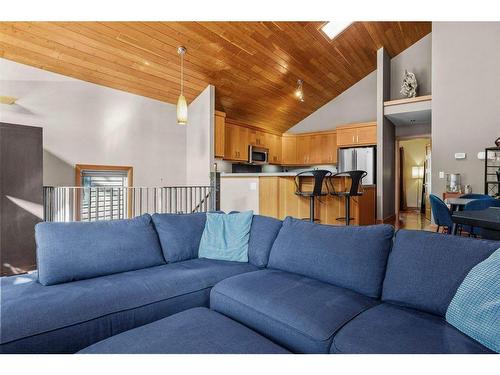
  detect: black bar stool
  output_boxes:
[294,170,332,222]
[330,170,367,226]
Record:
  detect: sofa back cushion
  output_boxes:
[382,229,499,317]
[153,212,282,268]
[152,212,207,263]
[36,214,165,286]
[248,215,283,268]
[267,217,394,298]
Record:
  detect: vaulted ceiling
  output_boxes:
[0,22,431,133]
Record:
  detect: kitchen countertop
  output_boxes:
[220,172,376,187]
[220,172,304,177]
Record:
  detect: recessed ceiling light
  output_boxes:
[320,21,352,40]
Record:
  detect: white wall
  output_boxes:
[186,85,215,186]
[220,177,260,214]
[0,58,189,187]
[432,22,500,194]
[287,71,377,133]
[390,34,432,100]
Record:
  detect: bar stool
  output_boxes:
[330,170,367,226]
[294,170,332,222]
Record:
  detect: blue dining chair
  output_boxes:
[429,194,454,233]
[462,198,500,237]
[460,193,493,200]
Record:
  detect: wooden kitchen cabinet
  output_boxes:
[296,136,312,164]
[259,177,280,217]
[356,124,377,145]
[282,136,297,165]
[248,129,266,147]
[214,111,226,158]
[336,122,377,147]
[258,176,376,225]
[321,132,337,164]
[267,134,282,164]
[224,122,249,161]
[287,132,337,165]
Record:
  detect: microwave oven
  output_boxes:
[248,145,269,165]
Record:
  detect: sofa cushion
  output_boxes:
[210,269,378,353]
[0,258,257,353]
[382,230,499,316]
[79,307,289,354]
[267,217,394,298]
[35,214,165,285]
[199,211,253,262]
[152,212,206,263]
[152,212,282,268]
[330,303,492,354]
[247,215,282,268]
[446,248,500,353]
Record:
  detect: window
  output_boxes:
[320,21,352,40]
[75,165,133,221]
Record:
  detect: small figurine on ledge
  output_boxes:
[400,70,418,98]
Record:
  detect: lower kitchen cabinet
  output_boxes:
[258,176,376,225]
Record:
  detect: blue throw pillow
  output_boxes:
[446,248,500,353]
[198,211,253,262]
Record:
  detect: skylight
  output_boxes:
[320,21,352,40]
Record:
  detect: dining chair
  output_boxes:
[429,194,454,234]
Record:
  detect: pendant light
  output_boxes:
[295,79,304,102]
[176,46,188,125]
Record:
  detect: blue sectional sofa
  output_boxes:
[1,213,498,354]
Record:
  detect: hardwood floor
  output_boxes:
[393,209,436,231]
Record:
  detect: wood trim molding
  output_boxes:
[376,214,396,224]
[225,117,283,136]
[285,129,337,137]
[335,121,377,130]
[74,164,133,187]
[74,164,134,219]
[383,95,432,107]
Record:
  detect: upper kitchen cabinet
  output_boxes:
[267,133,282,164]
[336,122,377,147]
[281,136,297,165]
[296,135,312,164]
[248,129,267,147]
[214,111,226,159]
[320,132,337,164]
[224,121,249,161]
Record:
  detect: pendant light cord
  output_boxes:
[180,52,184,96]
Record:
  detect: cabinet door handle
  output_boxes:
[352,135,355,143]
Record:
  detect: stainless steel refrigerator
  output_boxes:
[338,147,376,185]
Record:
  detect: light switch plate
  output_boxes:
[454,152,466,160]
[439,171,445,179]
[249,182,257,191]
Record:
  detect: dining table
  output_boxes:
[444,197,476,212]
[451,207,500,240]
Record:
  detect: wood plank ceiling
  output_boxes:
[0,22,431,133]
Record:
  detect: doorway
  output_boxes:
[395,137,431,230]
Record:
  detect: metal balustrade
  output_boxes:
[43,185,215,222]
